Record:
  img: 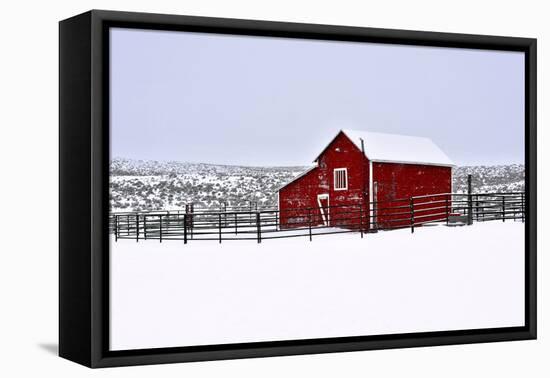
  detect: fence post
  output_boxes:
[190,204,194,240]
[159,215,163,243]
[234,213,238,235]
[475,195,479,222]
[136,215,139,242]
[410,197,414,233]
[308,208,312,241]
[183,213,187,244]
[256,212,261,243]
[502,196,506,222]
[521,192,525,223]
[467,174,473,225]
[376,198,378,232]
[445,195,450,226]
[114,215,118,242]
[127,215,130,236]
[218,213,222,243]
[359,204,364,238]
[470,195,473,220]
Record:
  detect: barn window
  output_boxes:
[333,168,348,191]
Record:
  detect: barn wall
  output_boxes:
[318,132,369,228]
[278,167,323,227]
[279,132,369,229]
[372,162,452,229]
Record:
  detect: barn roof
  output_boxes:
[276,165,318,192]
[316,129,455,167]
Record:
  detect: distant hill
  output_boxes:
[110,158,307,211]
[110,158,524,212]
[453,164,524,193]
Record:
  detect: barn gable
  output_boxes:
[282,131,367,193]
[277,165,318,192]
[315,129,455,167]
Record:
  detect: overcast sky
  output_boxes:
[110,28,525,167]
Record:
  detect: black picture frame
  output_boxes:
[59,9,537,368]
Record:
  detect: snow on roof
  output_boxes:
[339,129,455,167]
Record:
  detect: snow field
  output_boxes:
[110,221,525,350]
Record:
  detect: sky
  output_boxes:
[110,27,525,167]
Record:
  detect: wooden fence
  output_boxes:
[109,191,525,243]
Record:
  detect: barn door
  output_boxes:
[317,194,330,226]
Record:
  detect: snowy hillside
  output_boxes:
[453,164,524,193]
[110,158,524,212]
[110,158,308,211]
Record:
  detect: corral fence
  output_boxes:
[109,191,525,243]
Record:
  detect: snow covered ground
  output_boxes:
[110,221,525,351]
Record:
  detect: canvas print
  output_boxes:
[108,28,525,351]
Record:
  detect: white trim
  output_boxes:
[333,167,348,191]
[317,194,330,226]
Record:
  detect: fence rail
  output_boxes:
[109,191,525,243]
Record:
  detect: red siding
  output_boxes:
[278,167,322,227]
[278,131,452,232]
[279,132,369,229]
[372,163,452,229]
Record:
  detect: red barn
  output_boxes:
[278,129,455,231]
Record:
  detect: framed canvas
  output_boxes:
[59,10,537,368]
